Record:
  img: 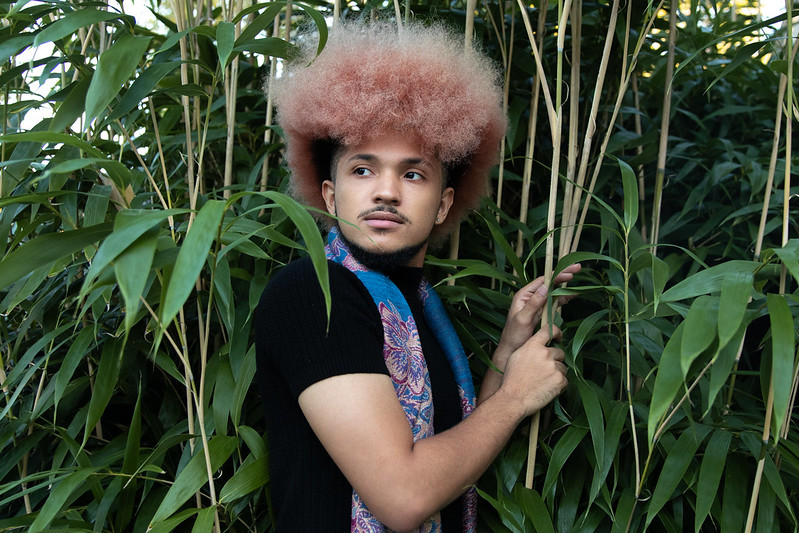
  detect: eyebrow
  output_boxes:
[345,154,434,169]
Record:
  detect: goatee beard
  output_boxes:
[337,227,427,272]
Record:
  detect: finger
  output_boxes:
[551,347,565,362]
[530,325,554,346]
[513,283,549,323]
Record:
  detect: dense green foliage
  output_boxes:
[0,0,796,531]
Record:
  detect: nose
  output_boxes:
[372,174,401,205]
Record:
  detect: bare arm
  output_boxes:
[298,327,567,532]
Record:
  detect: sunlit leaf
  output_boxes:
[85,34,153,124]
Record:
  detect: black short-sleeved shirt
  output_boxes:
[255,257,464,531]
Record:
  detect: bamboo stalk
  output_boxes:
[569,0,664,253]
[223,0,244,200]
[631,73,647,241]
[524,0,572,490]
[260,16,282,197]
[560,0,581,231]
[650,0,678,255]
[172,0,198,217]
[514,0,546,261]
[559,0,621,257]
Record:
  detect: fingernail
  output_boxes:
[536,285,548,296]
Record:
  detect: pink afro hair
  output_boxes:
[272,20,507,238]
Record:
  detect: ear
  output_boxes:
[322,180,336,215]
[435,187,455,225]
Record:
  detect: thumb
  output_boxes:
[530,324,562,346]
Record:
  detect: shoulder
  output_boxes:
[258,257,373,314]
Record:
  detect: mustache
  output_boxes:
[357,206,411,224]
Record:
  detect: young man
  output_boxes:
[255,21,579,532]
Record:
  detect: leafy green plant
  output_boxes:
[0,0,796,531]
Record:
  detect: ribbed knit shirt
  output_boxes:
[255,257,464,532]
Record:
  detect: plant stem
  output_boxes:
[650,0,677,255]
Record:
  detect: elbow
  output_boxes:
[366,488,439,533]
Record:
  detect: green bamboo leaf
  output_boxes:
[51,77,91,133]
[238,425,268,459]
[84,184,111,227]
[0,131,103,158]
[512,485,555,533]
[645,425,712,527]
[235,3,284,45]
[542,425,587,496]
[590,402,626,504]
[230,347,256,428]
[648,322,685,444]
[81,209,184,299]
[577,381,604,473]
[680,295,717,377]
[84,338,125,445]
[108,62,181,121]
[233,37,296,59]
[437,262,517,286]
[123,387,142,475]
[476,210,525,281]
[554,251,623,275]
[55,327,95,409]
[0,34,34,64]
[717,271,752,350]
[660,260,759,303]
[148,509,200,533]
[149,435,238,526]
[707,326,746,416]
[694,429,732,532]
[766,293,794,440]
[571,310,607,362]
[651,253,670,315]
[213,357,236,436]
[219,455,269,503]
[0,223,112,293]
[191,508,216,533]
[214,255,234,332]
[115,231,158,331]
[217,21,235,68]
[85,34,153,124]
[772,239,799,284]
[33,9,127,47]
[258,191,330,321]
[617,157,638,231]
[610,488,637,533]
[28,468,100,533]
[160,200,227,328]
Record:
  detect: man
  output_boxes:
[255,21,579,532]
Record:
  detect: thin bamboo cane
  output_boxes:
[448,0,480,276]
[223,0,244,200]
[650,0,677,255]
[525,0,572,489]
[483,0,513,217]
[514,0,546,262]
[559,0,581,259]
[260,17,282,195]
[172,0,198,216]
[333,0,340,25]
[559,0,621,257]
[631,73,646,241]
[569,0,664,253]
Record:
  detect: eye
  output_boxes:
[354,167,373,176]
[404,171,424,181]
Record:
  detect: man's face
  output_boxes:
[322,131,454,268]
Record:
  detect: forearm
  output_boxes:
[477,343,512,404]
[369,386,526,531]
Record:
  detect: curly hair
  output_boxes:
[271,20,507,238]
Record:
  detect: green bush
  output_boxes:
[0,0,796,531]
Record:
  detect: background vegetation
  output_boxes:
[0,0,796,531]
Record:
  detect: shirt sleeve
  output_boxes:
[255,257,388,399]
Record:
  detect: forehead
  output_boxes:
[336,131,442,171]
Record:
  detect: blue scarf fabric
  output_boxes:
[325,227,477,533]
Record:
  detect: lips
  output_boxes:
[362,210,406,229]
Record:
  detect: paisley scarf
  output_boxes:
[325,227,478,533]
